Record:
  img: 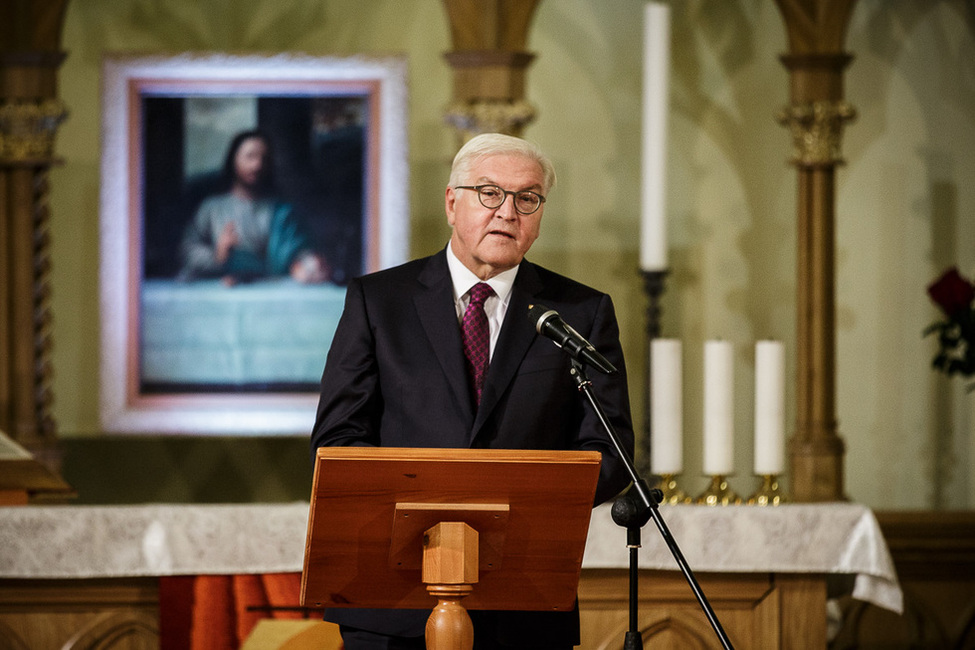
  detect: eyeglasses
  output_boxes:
[454,184,546,215]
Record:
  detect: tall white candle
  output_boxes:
[640,2,671,271]
[754,340,785,475]
[703,340,734,475]
[651,339,682,474]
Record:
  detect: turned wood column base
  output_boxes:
[423,521,479,650]
[426,583,475,650]
[789,434,846,502]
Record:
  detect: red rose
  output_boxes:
[928,267,975,317]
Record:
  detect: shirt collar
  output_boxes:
[445,244,518,306]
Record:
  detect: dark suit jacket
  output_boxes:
[310,249,635,645]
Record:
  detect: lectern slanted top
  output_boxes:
[301,447,601,612]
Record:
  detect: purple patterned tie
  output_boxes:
[462,282,495,405]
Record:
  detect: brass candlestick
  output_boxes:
[695,475,742,506]
[655,473,691,504]
[747,474,787,506]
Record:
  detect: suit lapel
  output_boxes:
[414,251,475,423]
[473,261,544,436]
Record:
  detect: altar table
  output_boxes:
[0,502,901,649]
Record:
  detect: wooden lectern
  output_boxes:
[300,447,601,650]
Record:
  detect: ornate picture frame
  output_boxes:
[99,54,408,434]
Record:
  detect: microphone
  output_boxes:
[528,304,618,374]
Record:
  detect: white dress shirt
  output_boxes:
[445,244,519,361]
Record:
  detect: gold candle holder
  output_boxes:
[747,474,787,506]
[655,474,691,504]
[695,475,742,506]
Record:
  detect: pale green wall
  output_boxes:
[48,0,975,510]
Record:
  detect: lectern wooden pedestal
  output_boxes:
[300,447,601,649]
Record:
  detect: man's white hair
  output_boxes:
[448,133,557,194]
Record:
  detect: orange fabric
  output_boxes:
[190,575,236,650]
[233,573,270,643]
[263,572,305,620]
[160,572,314,649]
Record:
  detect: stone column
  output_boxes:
[441,0,542,143]
[773,0,858,501]
[0,0,69,470]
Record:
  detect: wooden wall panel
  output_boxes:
[0,578,158,650]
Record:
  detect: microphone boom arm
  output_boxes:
[568,360,734,650]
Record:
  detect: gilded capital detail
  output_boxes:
[444,99,537,141]
[0,99,68,161]
[777,100,856,166]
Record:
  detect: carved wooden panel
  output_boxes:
[830,511,975,649]
[7,553,973,650]
[578,569,826,649]
[0,578,158,650]
[0,571,822,650]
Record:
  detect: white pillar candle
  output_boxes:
[650,339,682,474]
[703,340,734,475]
[754,340,785,475]
[639,1,671,271]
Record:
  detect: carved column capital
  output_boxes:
[0,97,68,162]
[444,98,536,143]
[777,99,856,167]
[441,0,542,141]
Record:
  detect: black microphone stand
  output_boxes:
[569,360,734,650]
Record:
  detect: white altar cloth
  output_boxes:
[0,502,900,613]
[583,502,902,614]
